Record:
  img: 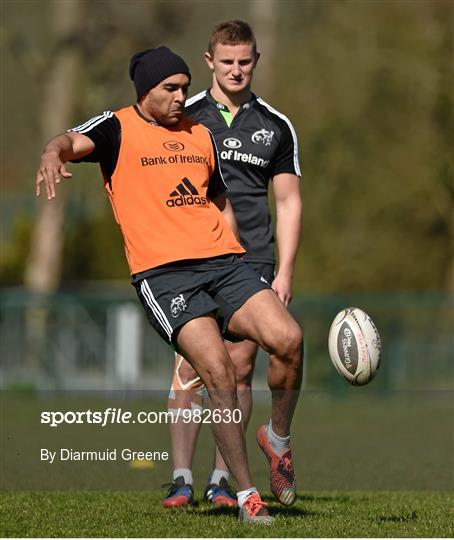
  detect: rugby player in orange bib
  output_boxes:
[35,46,303,525]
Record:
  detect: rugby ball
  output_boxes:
[328,307,382,386]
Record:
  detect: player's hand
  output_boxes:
[271,273,293,307]
[36,152,72,199]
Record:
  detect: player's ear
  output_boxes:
[204,51,214,70]
[254,52,260,68]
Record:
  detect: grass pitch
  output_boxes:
[1,490,453,537]
[1,391,452,536]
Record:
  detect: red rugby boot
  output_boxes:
[256,425,296,506]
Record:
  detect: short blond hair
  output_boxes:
[208,20,257,58]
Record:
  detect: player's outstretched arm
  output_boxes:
[36,132,95,199]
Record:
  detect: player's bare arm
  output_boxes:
[272,173,302,307]
[36,132,95,199]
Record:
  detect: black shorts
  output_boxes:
[134,255,271,347]
[247,261,275,286]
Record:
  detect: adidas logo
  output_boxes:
[166,177,207,207]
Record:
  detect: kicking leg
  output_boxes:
[228,289,303,505]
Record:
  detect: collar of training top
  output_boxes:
[133,104,160,125]
[206,90,257,113]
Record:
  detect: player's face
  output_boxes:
[205,43,258,95]
[142,74,190,126]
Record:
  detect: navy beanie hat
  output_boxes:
[129,46,191,100]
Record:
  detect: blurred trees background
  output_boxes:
[1,0,452,293]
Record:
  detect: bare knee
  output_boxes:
[269,322,303,365]
[231,354,255,388]
[205,356,237,391]
[287,324,303,357]
[205,356,238,410]
[228,342,257,388]
[235,363,254,389]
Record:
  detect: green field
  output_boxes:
[1,391,452,536]
[1,490,453,537]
